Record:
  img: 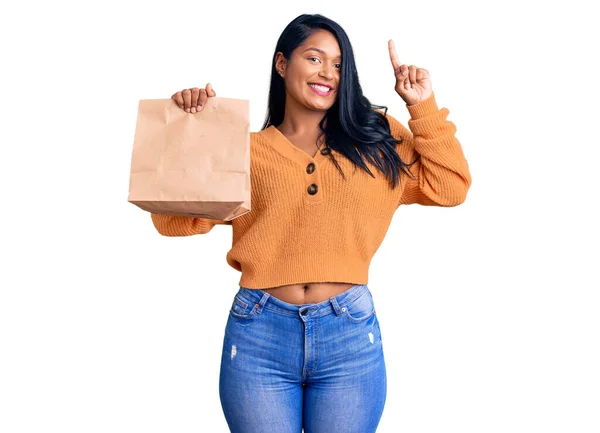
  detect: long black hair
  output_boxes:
[261,13,418,189]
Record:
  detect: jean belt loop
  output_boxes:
[256,292,270,314]
[329,296,343,316]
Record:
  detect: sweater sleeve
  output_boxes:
[385,92,472,207]
[150,213,232,237]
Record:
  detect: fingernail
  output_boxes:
[191,107,196,113]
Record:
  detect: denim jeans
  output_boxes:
[219,283,387,432]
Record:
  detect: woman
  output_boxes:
[152,13,471,433]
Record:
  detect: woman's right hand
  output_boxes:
[171,83,216,113]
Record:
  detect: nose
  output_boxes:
[318,64,335,80]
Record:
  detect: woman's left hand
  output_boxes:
[388,39,433,106]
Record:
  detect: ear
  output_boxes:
[275,52,287,77]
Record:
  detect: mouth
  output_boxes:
[308,83,333,96]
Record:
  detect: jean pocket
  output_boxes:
[342,289,376,323]
[229,295,258,320]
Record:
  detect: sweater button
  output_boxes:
[307,184,318,195]
[320,147,331,155]
[306,163,315,174]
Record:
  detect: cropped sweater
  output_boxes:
[150,92,472,289]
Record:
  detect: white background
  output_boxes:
[1,0,599,432]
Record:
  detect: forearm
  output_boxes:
[388,92,472,206]
[150,213,230,236]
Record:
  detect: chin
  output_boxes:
[306,98,334,111]
[307,103,332,112]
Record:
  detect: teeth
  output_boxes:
[309,84,331,92]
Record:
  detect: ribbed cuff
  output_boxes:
[406,91,439,119]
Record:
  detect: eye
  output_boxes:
[308,57,320,63]
[334,63,342,69]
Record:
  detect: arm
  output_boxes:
[385,92,472,207]
[150,213,232,237]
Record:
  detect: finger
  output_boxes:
[388,39,401,71]
[198,89,208,111]
[409,65,417,85]
[206,82,216,97]
[171,91,184,110]
[417,68,429,82]
[403,67,411,90]
[400,64,408,77]
[187,88,200,112]
[182,89,192,112]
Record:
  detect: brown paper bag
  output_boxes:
[128,96,251,221]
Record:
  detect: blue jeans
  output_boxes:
[219,283,387,432]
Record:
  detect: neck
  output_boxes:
[277,96,327,137]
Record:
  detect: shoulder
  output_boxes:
[373,107,400,126]
[248,127,278,156]
[250,126,277,144]
[372,108,410,141]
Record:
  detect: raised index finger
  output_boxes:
[388,39,400,70]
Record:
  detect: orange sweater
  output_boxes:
[151,92,471,289]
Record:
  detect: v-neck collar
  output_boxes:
[261,125,332,167]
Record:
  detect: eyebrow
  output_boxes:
[303,47,342,59]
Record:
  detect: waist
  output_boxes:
[260,282,355,304]
[236,283,370,318]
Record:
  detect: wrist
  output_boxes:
[406,92,438,119]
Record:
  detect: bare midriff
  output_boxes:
[262,282,356,305]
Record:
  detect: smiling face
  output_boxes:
[275,30,342,112]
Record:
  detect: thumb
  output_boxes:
[206,82,216,97]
